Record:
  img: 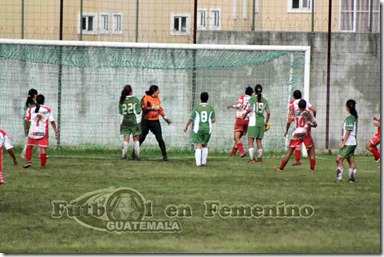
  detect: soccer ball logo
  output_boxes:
[106,189,145,221]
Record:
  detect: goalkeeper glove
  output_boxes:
[163,116,172,125]
[264,122,270,131]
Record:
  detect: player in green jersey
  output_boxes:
[244,84,270,163]
[184,92,216,167]
[119,85,142,160]
[21,88,38,158]
[336,99,358,183]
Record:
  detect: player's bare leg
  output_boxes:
[276,147,295,172]
[255,138,263,163]
[247,137,255,163]
[336,155,345,182]
[230,132,239,157]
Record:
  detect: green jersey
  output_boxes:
[248,96,270,127]
[119,96,142,126]
[342,114,357,146]
[190,103,216,134]
[23,102,35,119]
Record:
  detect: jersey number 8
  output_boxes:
[201,111,208,122]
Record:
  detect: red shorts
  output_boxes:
[27,136,49,148]
[370,133,380,146]
[290,134,314,149]
[234,118,249,135]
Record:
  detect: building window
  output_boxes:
[254,0,259,13]
[99,13,109,34]
[197,9,207,30]
[233,0,237,19]
[340,0,380,32]
[288,0,312,13]
[210,9,221,30]
[242,0,247,19]
[78,13,97,34]
[112,13,123,34]
[171,14,191,35]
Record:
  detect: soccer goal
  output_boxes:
[0,39,310,152]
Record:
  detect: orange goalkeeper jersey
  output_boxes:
[141,94,165,121]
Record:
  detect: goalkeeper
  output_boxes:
[132,85,172,161]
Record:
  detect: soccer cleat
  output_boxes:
[230,153,236,158]
[23,163,32,169]
[275,168,283,172]
[0,179,4,185]
[163,156,169,161]
[348,171,356,183]
[376,158,380,163]
[40,166,46,170]
[336,168,343,182]
[20,155,25,159]
[240,152,247,158]
[248,159,256,163]
[256,157,262,163]
[292,161,302,166]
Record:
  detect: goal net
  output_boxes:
[0,39,310,152]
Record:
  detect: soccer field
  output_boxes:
[0,148,380,253]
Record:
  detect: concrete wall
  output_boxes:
[198,31,381,154]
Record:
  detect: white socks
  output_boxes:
[202,148,208,165]
[134,141,140,158]
[249,148,255,160]
[122,141,129,158]
[348,168,356,178]
[257,149,263,159]
[195,149,202,166]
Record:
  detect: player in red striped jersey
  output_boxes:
[276,99,317,173]
[23,94,59,169]
[0,129,18,184]
[227,86,253,158]
[366,117,380,162]
[287,90,316,166]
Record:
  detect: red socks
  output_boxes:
[231,147,238,156]
[310,159,316,170]
[295,149,301,163]
[371,148,380,160]
[41,153,47,167]
[26,147,32,163]
[237,143,245,154]
[279,160,287,170]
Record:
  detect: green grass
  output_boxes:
[0,148,380,253]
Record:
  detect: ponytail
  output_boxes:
[120,85,132,104]
[35,94,45,113]
[346,99,358,120]
[255,84,262,102]
[25,88,38,108]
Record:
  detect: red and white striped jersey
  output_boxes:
[234,95,251,119]
[0,129,13,150]
[26,105,55,139]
